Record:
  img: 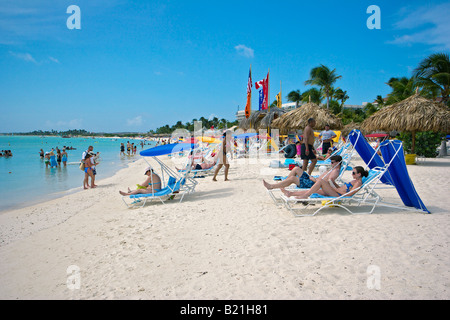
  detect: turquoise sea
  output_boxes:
[0,136,156,212]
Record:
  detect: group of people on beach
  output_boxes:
[120,142,138,156]
[118,131,231,197]
[263,117,369,199]
[118,121,368,202]
[40,147,68,168]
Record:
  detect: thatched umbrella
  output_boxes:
[259,107,287,129]
[361,89,450,153]
[239,117,250,130]
[341,121,365,137]
[271,100,343,133]
[239,110,268,130]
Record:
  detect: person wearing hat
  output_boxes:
[319,124,337,155]
[119,167,161,196]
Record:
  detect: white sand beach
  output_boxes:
[0,155,449,300]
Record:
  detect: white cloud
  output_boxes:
[48,56,60,64]
[9,51,37,64]
[127,116,144,126]
[234,44,254,58]
[9,51,60,65]
[389,3,450,50]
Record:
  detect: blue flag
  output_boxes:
[258,89,264,111]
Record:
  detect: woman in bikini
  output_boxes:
[83,153,96,189]
[119,167,162,196]
[281,166,368,199]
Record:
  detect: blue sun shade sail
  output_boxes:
[348,130,393,185]
[140,143,197,157]
[380,140,430,213]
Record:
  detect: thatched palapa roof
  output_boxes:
[259,107,286,129]
[361,90,450,134]
[341,121,366,137]
[271,101,343,132]
[239,107,287,130]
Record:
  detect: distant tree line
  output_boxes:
[15,129,94,136]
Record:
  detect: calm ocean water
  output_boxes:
[0,136,156,212]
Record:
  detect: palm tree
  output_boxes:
[305,64,342,109]
[301,88,323,105]
[413,52,450,106]
[334,88,349,107]
[375,95,385,107]
[385,77,416,105]
[286,90,302,108]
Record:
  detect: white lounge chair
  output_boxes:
[267,158,352,207]
[122,175,187,208]
[278,167,386,217]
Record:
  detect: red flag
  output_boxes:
[255,71,269,110]
[245,66,252,119]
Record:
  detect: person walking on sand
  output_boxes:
[213,131,231,181]
[301,118,317,175]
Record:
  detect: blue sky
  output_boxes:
[1,0,449,133]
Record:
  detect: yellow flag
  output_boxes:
[276,91,281,108]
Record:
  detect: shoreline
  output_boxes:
[0,155,449,299]
[0,155,142,216]
[0,157,147,246]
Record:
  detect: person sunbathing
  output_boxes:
[316,147,334,161]
[263,155,343,190]
[119,167,161,196]
[192,156,216,170]
[281,166,368,199]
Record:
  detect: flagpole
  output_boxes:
[268,69,270,112]
[268,68,271,142]
[249,64,252,130]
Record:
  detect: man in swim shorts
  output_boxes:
[301,118,317,175]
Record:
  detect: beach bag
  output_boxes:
[79,162,85,171]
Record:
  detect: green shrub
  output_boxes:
[398,131,443,157]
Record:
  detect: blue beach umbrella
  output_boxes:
[140,142,197,157]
